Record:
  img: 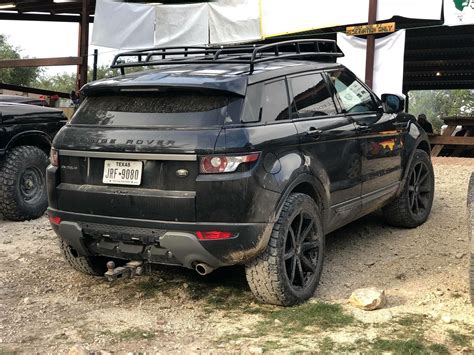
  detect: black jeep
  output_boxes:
[0,102,66,221]
[47,40,434,305]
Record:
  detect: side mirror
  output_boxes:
[381,94,405,114]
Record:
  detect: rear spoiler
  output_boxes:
[81,77,248,97]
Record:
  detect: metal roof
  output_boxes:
[0,0,204,21]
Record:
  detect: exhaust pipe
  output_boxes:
[194,262,215,276]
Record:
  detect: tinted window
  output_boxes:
[261,80,290,123]
[328,70,378,113]
[290,74,337,118]
[241,84,263,123]
[71,92,243,127]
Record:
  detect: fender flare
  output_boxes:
[273,172,330,229]
[6,130,52,151]
[398,135,431,194]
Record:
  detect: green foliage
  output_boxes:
[409,90,474,132]
[0,34,41,86]
[265,302,355,331]
[34,65,122,93]
[371,338,430,354]
[34,65,146,93]
[447,330,470,347]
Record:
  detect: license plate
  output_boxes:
[102,160,143,186]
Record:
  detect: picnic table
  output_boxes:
[429,116,474,157]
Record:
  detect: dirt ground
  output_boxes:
[1,158,473,354]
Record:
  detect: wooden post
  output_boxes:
[365,0,378,89]
[77,0,90,91]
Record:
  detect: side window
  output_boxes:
[328,70,378,113]
[261,80,290,123]
[290,73,337,119]
[241,84,263,123]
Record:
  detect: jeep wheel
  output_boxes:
[59,238,110,276]
[245,193,325,306]
[0,146,49,221]
[383,149,435,228]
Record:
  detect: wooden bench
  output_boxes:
[429,116,474,157]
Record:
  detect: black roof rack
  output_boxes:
[110,39,344,75]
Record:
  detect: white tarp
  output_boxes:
[155,3,209,47]
[91,0,155,49]
[444,0,474,26]
[337,30,406,97]
[209,0,261,44]
[261,0,442,37]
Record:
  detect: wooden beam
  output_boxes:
[0,12,93,23]
[77,0,90,91]
[364,0,378,89]
[430,136,474,146]
[0,57,83,68]
[0,83,69,99]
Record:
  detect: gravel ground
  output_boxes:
[0,158,473,354]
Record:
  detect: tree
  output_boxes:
[35,65,143,93]
[0,34,41,86]
[408,90,474,132]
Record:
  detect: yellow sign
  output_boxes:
[346,22,396,36]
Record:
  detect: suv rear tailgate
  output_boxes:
[53,126,221,222]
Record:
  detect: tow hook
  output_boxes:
[104,260,144,282]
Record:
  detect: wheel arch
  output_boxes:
[6,131,52,155]
[399,136,432,194]
[275,173,330,230]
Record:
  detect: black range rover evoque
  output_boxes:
[47,40,434,306]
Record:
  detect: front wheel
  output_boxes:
[245,193,325,306]
[383,149,435,228]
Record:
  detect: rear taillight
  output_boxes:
[199,153,260,174]
[50,148,59,167]
[196,231,234,240]
[49,215,61,225]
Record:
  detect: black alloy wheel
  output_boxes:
[407,161,432,217]
[283,211,321,292]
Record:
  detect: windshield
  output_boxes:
[70,92,243,127]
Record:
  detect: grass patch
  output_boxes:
[429,343,451,355]
[319,337,336,354]
[133,267,270,315]
[370,338,451,355]
[396,314,428,327]
[261,340,282,352]
[371,338,429,354]
[267,302,355,330]
[100,328,156,342]
[447,330,470,347]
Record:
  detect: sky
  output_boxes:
[0,20,121,76]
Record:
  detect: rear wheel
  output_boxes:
[59,238,109,276]
[0,146,49,221]
[383,149,434,228]
[245,193,325,306]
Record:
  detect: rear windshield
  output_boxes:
[70,92,243,127]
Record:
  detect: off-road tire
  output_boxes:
[59,238,110,276]
[383,149,435,228]
[245,193,325,306]
[0,146,49,221]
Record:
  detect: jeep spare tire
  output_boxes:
[0,146,49,221]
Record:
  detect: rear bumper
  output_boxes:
[48,208,273,269]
